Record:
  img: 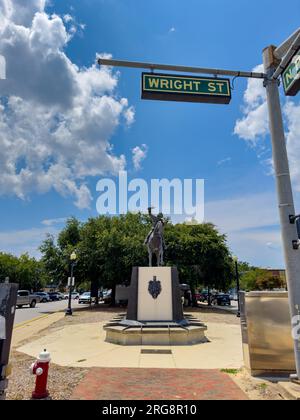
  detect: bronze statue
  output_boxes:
[144,207,165,267]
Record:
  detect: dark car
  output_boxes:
[198,292,211,303]
[48,292,60,301]
[200,292,208,302]
[211,293,231,306]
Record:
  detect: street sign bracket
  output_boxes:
[98,58,266,80]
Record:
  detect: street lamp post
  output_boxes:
[65,251,77,316]
[233,256,241,318]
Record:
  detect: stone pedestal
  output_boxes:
[103,267,207,346]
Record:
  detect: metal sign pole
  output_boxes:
[0,283,18,400]
[263,46,300,381]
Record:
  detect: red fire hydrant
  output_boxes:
[30,349,51,399]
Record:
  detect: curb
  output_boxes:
[278,381,300,400]
[14,313,53,329]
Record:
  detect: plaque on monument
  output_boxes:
[148,276,161,299]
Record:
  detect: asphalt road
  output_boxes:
[14,299,90,325]
[13,299,239,325]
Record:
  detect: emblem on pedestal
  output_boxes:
[148,276,162,299]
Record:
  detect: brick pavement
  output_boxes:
[71,368,247,400]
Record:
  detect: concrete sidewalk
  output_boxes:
[12,312,65,347]
[17,320,243,369]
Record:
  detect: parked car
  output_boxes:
[35,292,51,303]
[195,293,201,301]
[199,291,209,302]
[56,292,65,300]
[48,292,61,301]
[17,290,41,308]
[78,292,95,304]
[64,292,79,300]
[211,293,231,306]
[103,289,112,304]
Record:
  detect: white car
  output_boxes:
[35,292,51,302]
[64,292,79,300]
[78,292,94,304]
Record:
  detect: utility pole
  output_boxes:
[263,44,300,382]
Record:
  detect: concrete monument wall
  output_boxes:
[137,267,172,321]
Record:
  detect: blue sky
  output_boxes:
[0,0,300,267]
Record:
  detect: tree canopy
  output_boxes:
[240,267,286,291]
[2,214,260,299]
[38,214,234,302]
[0,252,45,290]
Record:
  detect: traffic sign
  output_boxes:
[141,73,231,104]
[67,277,75,287]
[282,50,300,96]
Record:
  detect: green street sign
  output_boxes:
[282,51,300,96]
[141,73,231,104]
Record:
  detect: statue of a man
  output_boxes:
[144,207,166,249]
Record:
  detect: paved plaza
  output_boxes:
[17,319,243,370]
[71,367,248,400]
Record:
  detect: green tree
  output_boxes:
[0,252,19,283]
[240,267,284,291]
[165,222,233,301]
[39,234,65,288]
[57,217,81,250]
[39,214,235,306]
[16,254,45,291]
[0,252,45,290]
[40,218,83,290]
[93,213,148,304]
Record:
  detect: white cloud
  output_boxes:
[0,2,134,209]
[228,229,283,268]
[0,225,59,258]
[205,191,279,233]
[124,105,135,125]
[169,27,176,33]
[233,68,300,266]
[173,190,284,267]
[132,144,148,170]
[285,101,300,192]
[62,12,85,37]
[41,217,67,226]
[217,157,231,166]
[206,192,283,267]
[234,64,300,196]
[0,0,46,27]
[234,102,269,143]
[0,54,5,79]
[234,64,269,144]
[63,14,73,23]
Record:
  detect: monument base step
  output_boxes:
[103,316,208,346]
